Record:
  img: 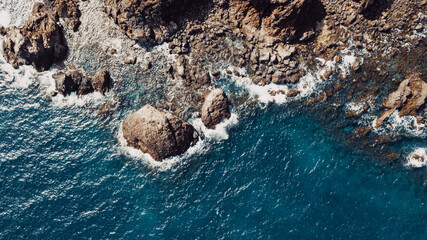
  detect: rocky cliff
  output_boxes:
[1,3,68,71]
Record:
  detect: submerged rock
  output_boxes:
[122,105,199,161]
[1,3,68,71]
[201,89,231,129]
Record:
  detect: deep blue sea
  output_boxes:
[0,62,426,239]
[0,1,426,239]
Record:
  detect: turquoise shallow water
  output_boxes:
[0,66,425,239]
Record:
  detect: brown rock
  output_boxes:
[201,89,231,129]
[122,105,199,161]
[105,0,197,45]
[46,0,81,31]
[124,56,137,64]
[54,69,113,96]
[375,73,427,127]
[1,3,68,71]
[54,70,84,96]
[91,69,112,95]
[230,0,317,42]
[272,71,286,84]
[286,89,300,98]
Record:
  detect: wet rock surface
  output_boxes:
[1,3,68,71]
[375,73,427,128]
[201,89,231,129]
[54,68,112,96]
[122,104,199,161]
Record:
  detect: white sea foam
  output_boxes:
[345,97,373,116]
[117,112,239,171]
[405,148,427,168]
[372,110,427,137]
[0,54,38,88]
[50,91,107,107]
[0,10,11,27]
[221,51,361,105]
[0,0,40,27]
[190,113,239,141]
[227,70,289,104]
[339,55,358,77]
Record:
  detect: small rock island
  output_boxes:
[122,105,199,161]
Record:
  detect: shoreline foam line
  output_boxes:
[117,112,239,171]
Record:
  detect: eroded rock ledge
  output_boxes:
[376,73,427,128]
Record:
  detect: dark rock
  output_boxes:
[78,78,95,95]
[91,69,112,95]
[211,70,221,77]
[54,70,82,96]
[105,0,207,45]
[54,69,113,96]
[201,89,231,129]
[1,3,68,71]
[122,104,199,161]
[145,61,153,69]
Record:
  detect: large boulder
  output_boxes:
[375,73,427,127]
[201,89,231,129]
[122,105,199,161]
[1,3,68,71]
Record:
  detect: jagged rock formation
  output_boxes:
[46,0,81,31]
[1,3,68,71]
[91,70,112,95]
[229,0,319,43]
[354,0,391,19]
[122,105,199,161]
[375,73,427,128]
[54,69,112,96]
[104,0,211,45]
[104,0,320,45]
[201,89,231,129]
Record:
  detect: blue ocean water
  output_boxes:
[0,1,426,239]
[0,64,426,239]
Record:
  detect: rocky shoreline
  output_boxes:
[0,0,426,162]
